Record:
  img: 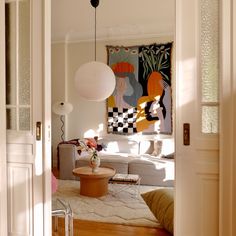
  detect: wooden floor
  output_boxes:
[52,218,172,236]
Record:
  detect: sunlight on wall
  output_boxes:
[97,123,104,136]
[131,133,144,141]
[83,129,96,138]
[83,123,105,138]
[177,57,196,107]
[106,141,120,152]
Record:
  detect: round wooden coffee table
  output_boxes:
[72,166,116,197]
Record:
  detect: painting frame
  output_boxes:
[106,42,173,135]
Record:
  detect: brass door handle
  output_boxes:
[183,123,190,145]
[36,121,42,141]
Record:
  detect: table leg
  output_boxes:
[80,177,109,197]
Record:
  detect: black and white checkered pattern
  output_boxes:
[107,107,137,134]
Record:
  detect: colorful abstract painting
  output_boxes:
[107,42,173,135]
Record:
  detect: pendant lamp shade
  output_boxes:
[74,61,116,101]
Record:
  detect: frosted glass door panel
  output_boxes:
[19,0,30,106]
[200,0,219,134]
[19,108,30,131]
[5,2,16,106]
[6,108,16,130]
[202,106,218,134]
[200,0,219,103]
[5,0,31,131]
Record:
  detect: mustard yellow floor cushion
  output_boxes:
[141,188,174,234]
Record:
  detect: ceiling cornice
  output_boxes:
[52,25,174,44]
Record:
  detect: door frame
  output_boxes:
[0,0,51,235]
[219,0,236,235]
[0,0,7,235]
[42,0,52,234]
[0,0,235,235]
[175,0,236,235]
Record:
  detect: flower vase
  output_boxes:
[90,150,100,173]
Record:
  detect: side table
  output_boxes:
[73,166,116,197]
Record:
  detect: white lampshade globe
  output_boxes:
[74,61,116,101]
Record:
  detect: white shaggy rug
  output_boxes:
[52,180,161,228]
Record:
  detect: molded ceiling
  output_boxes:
[52,0,175,43]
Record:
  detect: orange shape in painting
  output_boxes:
[147,71,163,96]
[111,62,134,76]
[109,62,135,108]
[136,71,164,132]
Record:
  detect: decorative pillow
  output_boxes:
[99,139,139,154]
[85,138,97,149]
[139,140,154,154]
[79,137,104,153]
[151,140,162,156]
[161,139,175,157]
[141,188,174,234]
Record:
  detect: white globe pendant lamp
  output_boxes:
[74,0,116,101]
[75,61,115,101]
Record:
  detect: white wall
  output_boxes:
[51,36,175,166]
[51,43,67,167]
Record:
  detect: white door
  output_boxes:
[175,0,220,235]
[1,0,51,235]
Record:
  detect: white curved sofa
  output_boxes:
[58,138,175,186]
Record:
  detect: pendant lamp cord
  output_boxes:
[95,6,97,61]
[91,0,99,61]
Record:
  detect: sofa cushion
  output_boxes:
[141,139,175,158]
[100,139,139,155]
[139,139,174,157]
[128,157,174,186]
[151,140,163,156]
[141,188,174,234]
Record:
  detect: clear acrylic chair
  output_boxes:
[52,198,73,236]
